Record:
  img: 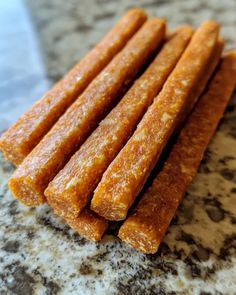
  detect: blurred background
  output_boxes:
[0,0,236,133]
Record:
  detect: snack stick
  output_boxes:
[66,209,108,242]
[182,38,224,119]
[9,19,166,206]
[91,21,219,221]
[0,8,147,166]
[45,26,193,219]
[119,52,236,253]
[50,187,108,241]
[173,38,224,132]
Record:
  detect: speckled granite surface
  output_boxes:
[0,0,236,294]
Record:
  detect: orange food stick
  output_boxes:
[66,209,108,242]
[45,26,193,219]
[8,19,166,206]
[119,52,236,253]
[181,38,224,119]
[0,8,147,166]
[91,21,219,221]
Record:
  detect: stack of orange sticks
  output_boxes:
[1,8,235,254]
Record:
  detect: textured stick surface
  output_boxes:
[180,38,224,120]
[66,209,108,242]
[0,8,147,166]
[119,52,236,254]
[92,21,219,221]
[171,38,224,135]
[8,19,166,206]
[1,0,236,293]
[45,26,193,219]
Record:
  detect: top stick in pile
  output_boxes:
[0,8,147,166]
[177,38,224,124]
[8,18,166,206]
[91,20,219,221]
[119,52,236,253]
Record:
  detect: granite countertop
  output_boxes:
[0,0,236,294]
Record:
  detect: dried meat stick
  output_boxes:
[9,18,166,206]
[66,209,108,242]
[119,52,236,253]
[182,38,224,119]
[45,26,193,219]
[0,8,147,166]
[173,38,224,132]
[91,21,219,221]
[49,189,108,241]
